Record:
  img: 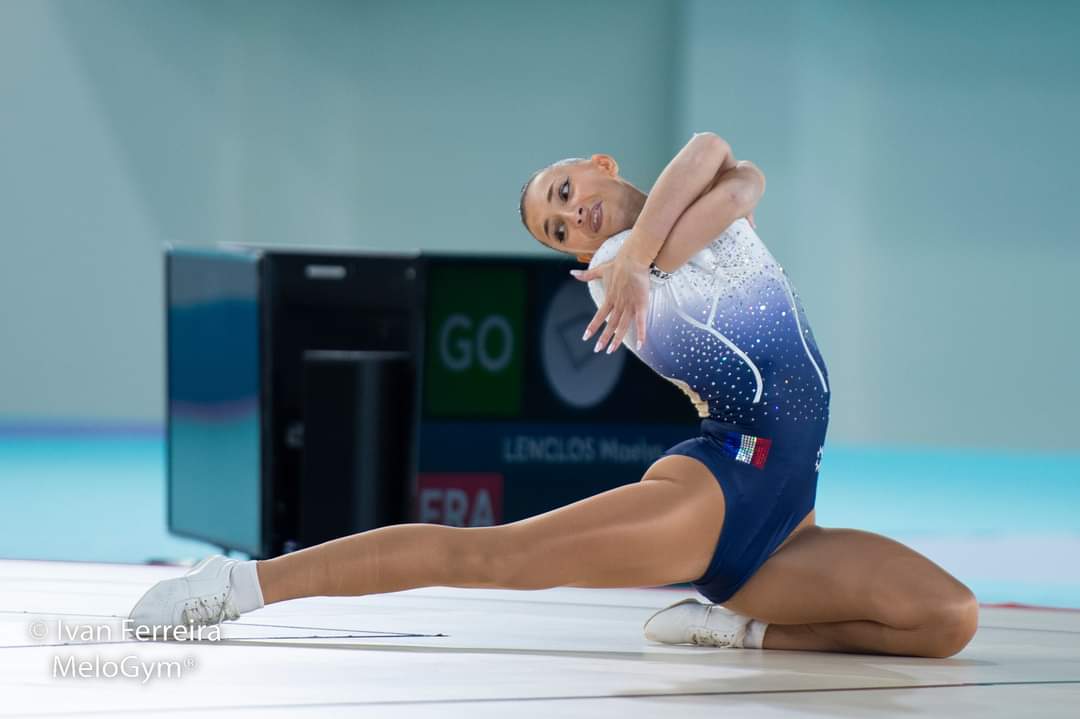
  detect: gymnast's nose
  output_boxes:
[559,206,585,228]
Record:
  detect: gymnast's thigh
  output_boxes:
[639,453,728,584]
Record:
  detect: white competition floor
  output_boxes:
[2,559,1078,718]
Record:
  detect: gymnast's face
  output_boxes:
[522,154,638,259]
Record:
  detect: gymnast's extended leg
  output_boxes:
[256,455,726,603]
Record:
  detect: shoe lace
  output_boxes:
[180,590,240,627]
[687,605,745,647]
[688,626,737,647]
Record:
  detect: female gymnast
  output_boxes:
[129,132,978,657]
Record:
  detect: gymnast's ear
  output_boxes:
[576,253,593,264]
[590,153,619,176]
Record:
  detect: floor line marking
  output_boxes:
[4,679,1079,716]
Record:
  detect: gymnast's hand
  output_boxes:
[570,252,650,353]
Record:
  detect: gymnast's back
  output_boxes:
[587,218,831,446]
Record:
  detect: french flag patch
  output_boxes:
[723,432,772,469]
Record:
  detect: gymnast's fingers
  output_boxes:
[607,312,633,354]
[583,300,612,341]
[635,310,647,351]
[569,261,609,283]
[596,308,622,353]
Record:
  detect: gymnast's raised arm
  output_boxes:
[616,132,740,269]
[576,135,764,352]
[579,132,740,350]
[651,160,765,274]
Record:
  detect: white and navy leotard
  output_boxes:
[588,218,831,604]
[587,218,830,449]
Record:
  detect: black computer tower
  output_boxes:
[166,246,422,557]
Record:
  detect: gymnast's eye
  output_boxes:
[560,179,570,202]
[555,224,566,243]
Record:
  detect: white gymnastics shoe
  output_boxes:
[643,597,753,648]
[127,555,242,636]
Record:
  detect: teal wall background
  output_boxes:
[679,1,1080,450]
[0,0,678,424]
[1,0,1078,450]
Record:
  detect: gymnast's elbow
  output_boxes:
[688,131,732,163]
[731,162,766,215]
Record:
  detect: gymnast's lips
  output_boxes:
[590,201,603,234]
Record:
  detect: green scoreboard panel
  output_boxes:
[424,265,527,417]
